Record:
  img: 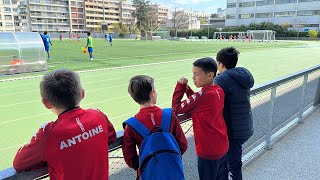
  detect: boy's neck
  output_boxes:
[140,101,155,109]
[202,79,214,87]
[52,105,80,116]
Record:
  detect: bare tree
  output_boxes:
[170,7,187,37]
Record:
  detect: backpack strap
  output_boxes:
[160,108,172,133]
[124,117,150,139]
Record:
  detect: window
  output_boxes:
[239,14,254,19]
[274,11,296,17]
[4,15,12,20]
[3,0,11,5]
[256,12,273,18]
[314,10,320,15]
[299,0,313,2]
[297,10,313,16]
[227,3,236,8]
[226,14,236,19]
[6,22,13,27]
[4,7,11,12]
[239,2,255,7]
[275,0,296,4]
[0,22,2,26]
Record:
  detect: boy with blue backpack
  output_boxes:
[122,75,188,180]
[172,58,229,180]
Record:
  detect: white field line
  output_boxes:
[0,45,297,84]
[0,81,178,126]
[0,61,186,89]
[0,101,171,152]
[0,143,27,152]
[0,73,188,108]
[0,57,196,84]
[0,67,188,97]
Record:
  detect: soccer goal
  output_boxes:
[145,28,171,40]
[247,30,276,42]
[213,31,247,41]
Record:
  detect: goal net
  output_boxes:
[213,31,247,41]
[145,29,171,40]
[247,30,276,42]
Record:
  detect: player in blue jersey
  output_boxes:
[42,31,53,61]
[109,34,113,47]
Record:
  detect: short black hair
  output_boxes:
[216,47,240,69]
[193,57,217,75]
[87,32,91,36]
[128,75,154,105]
[40,69,82,109]
[44,31,48,35]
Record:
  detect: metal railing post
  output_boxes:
[298,74,308,124]
[313,76,320,106]
[265,86,277,150]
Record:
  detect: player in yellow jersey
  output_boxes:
[85,32,93,61]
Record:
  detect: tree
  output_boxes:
[210,13,219,18]
[132,0,151,36]
[308,30,318,38]
[200,19,207,24]
[170,8,187,37]
[112,22,129,34]
[280,22,291,31]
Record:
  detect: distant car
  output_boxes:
[201,36,208,40]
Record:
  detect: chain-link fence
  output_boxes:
[1,65,320,179]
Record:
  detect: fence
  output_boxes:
[1,65,320,180]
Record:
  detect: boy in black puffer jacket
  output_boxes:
[214,47,254,180]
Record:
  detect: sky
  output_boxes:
[149,0,226,14]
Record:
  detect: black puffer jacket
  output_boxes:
[214,67,254,139]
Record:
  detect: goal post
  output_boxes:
[213,31,247,41]
[145,29,171,40]
[246,30,276,42]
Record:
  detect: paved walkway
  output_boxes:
[110,108,320,180]
[243,108,320,180]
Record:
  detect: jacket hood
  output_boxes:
[224,67,254,89]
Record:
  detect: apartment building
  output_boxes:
[70,0,86,32]
[0,0,168,33]
[84,0,122,31]
[0,0,15,32]
[28,0,70,32]
[165,10,201,30]
[149,4,168,26]
[226,0,320,31]
[119,0,135,25]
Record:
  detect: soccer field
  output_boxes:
[0,39,319,170]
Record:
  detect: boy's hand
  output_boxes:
[178,77,188,84]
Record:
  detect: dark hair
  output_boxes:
[216,47,240,69]
[193,57,217,76]
[128,75,154,105]
[87,32,91,36]
[44,31,48,35]
[40,69,82,109]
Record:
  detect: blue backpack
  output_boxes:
[124,108,185,180]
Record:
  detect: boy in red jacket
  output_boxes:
[172,57,229,180]
[122,75,188,177]
[13,69,117,180]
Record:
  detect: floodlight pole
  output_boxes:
[207,24,209,41]
[103,0,106,33]
[190,10,193,38]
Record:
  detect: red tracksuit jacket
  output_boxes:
[13,108,117,180]
[172,83,229,160]
[121,106,188,170]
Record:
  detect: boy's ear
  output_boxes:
[81,89,85,100]
[150,89,155,98]
[42,99,53,109]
